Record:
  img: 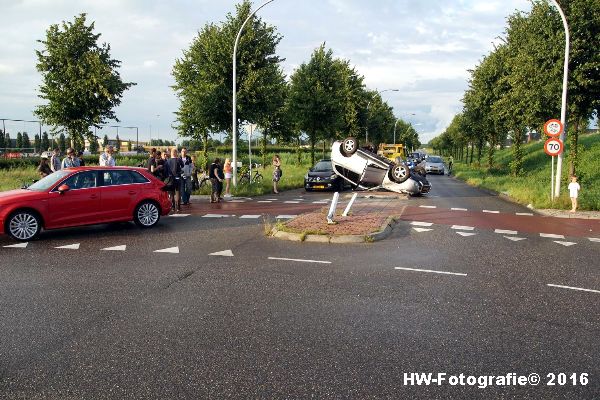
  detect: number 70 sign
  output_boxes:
[544,138,564,156]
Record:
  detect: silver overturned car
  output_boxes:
[331,137,431,195]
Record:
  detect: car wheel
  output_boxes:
[134,200,161,228]
[389,164,410,183]
[340,137,358,156]
[7,210,41,241]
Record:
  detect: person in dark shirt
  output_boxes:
[37,156,53,178]
[146,148,157,172]
[209,158,224,203]
[166,148,183,212]
[77,151,85,166]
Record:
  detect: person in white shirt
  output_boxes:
[99,145,116,167]
[568,175,581,212]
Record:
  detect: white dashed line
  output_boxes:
[3,242,28,248]
[516,212,534,216]
[312,201,328,204]
[228,200,246,203]
[419,205,437,209]
[456,232,476,237]
[589,237,600,243]
[154,246,179,254]
[268,257,331,264]
[540,233,564,239]
[265,198,278,201]
[483,210,500,214]
[284,201,300,204]
[413,227,433,233]
[257,200,273,203]
[495,229,518,235]
[547,284,600,294]
[209,249,234,257]
[452,225,474,231]
[170,214,190,217]
[276,215,297,219]
[411,221,433,227]
[451,207,468,211]
[394,267,467,276]
[54,243,80,250]
[202,214,231,218]
[240,215,261,219]
[292,198,304,201]
[504,236,527,242]
[553,240,577,247]
[101,245,126,251]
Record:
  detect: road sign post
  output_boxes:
[544,119,564,201]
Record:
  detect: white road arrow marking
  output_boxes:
[547,284,600,294]
[394,267,467,276]
[540,233,565,239]
[456,232,476,237]
[240,215,261,219]
[55,243,80,250]
[209,249,234,257]
[101,245,126,251]
[495,229,518,235]
[452,225,474,231]
[413,227,433,233]
[411,221,433,227]
[154,246,179,254]
[3,242,28,248]
[451,207,468,211]
[553,240,577,247]
[504,236,527,242]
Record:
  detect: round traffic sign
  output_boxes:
[544,119,563,137]
[544,138,564,156]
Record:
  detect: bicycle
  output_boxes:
[239,164,263,184]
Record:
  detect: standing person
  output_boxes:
[50,148,61,172]
[272,154,281,194]
[209,157,224,203]
[99,145,116,167]
[568,176,581,213]
[77,151,85,166]
[179,147,193,205]
[223,158,233,197]
[146,148,157,172]
[61,148,80,169]
[190,155,200,191]
[152,151,166,179]
[37,156,53,178]
[447,155,454,176]
[166,148,183,212]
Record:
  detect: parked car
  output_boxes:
[0,167,172,241]
[304,159,348,191]
[331,137,430,195]
[425,156,446,175]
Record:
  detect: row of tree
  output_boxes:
[172,1,420,164]
[430,0,600,176]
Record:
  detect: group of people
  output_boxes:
[37,145,117,178]
[146,147,195,212]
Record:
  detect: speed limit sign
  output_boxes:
[544,119,563,137]
[544,138,564,156]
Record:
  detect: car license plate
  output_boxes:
[314,185,325,189]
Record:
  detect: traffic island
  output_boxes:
[269,208,403,243]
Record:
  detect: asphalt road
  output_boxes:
[1,176,598,399]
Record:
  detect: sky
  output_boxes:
[0,0,533,144]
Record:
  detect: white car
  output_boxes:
[331,137,430,195]
[425,156,446,175]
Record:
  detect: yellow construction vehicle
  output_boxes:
[377,143,407,162]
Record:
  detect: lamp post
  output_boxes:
[232,0,276,187]
[366,88,399,144]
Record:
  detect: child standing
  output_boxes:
[568,176,580,212]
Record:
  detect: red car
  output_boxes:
[0,167,172,241]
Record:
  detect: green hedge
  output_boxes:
[0,154,149,170]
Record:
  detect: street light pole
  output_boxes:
[548,0,570,198]
[366,88,399,144]
[232,0,276,187]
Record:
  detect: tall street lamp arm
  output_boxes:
[232,0,275,187]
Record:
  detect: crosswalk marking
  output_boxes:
[101,245,127,251]
[228,200,246,203]
[411,221,433,227]
[419,205,437,209]
[451,225,474,231]
[154,246,179,254]
[209,249,234,257]
[553,240,577,247]
[456,232,476,237]
[504,236,526,242]
[413,227,433,233]
[257,200,273,203]
[55,243,80,250]
[169,214,190,217]
[495,229,518,235]
[3,242,28,248]
[276,215,297,219]
[516,212,534,216]
[202,214,231,218]
[540,233,564,239]
[589,237,600,243]
[240,215,261,219]
[451,207,468,211]
[284,201,300,204]
[483,210,500,214]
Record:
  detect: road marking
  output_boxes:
[101,245,126,251]
[169,214,190,217]
[3,242,28,248]
[483,210,500,214]
[240,215,261,219]
[266,198,278,201]
[452,225,474,231]
[504,236,527,242]
[312,201,328,204]
[209,249,234,257]
[456,232,476,237]
[540,233,564,239]
[394,267,467,276]
[228,200,245,203]
[55,243,80,250]
[413,227,433,233]
[292,198,304,201]
[495,229,518,235]
[411,221,433,227]
[268,256,331,264]
[154,246,179,254]
[553,240,577,247]
[202,214,231,218]
[589,237,600,243]
[547,284,600,294]
[276,215,297,219]
[284,201,300,204]
[257,200,273,203]
[419,205,437,209]
[516,212,534,216]
[451,207,468,211]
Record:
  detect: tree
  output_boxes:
[0,130,4,149]
[89,136,99,153]
[288,44,346,164]
[4,133,11,149]
[41,131,50,151]
[34,13,135,148]
[172,0,286,145]
[102,134,108,149]
[22,133,31,149]
[34,134,41,153]
[58,133,66,152]
[127,140,132,151]
[115,134,121,152]
[16,132,23,149]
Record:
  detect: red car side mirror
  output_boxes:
[57,184,70,194]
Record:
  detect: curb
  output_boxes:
[270,215,398,244]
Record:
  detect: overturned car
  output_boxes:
[331,137,431,195]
